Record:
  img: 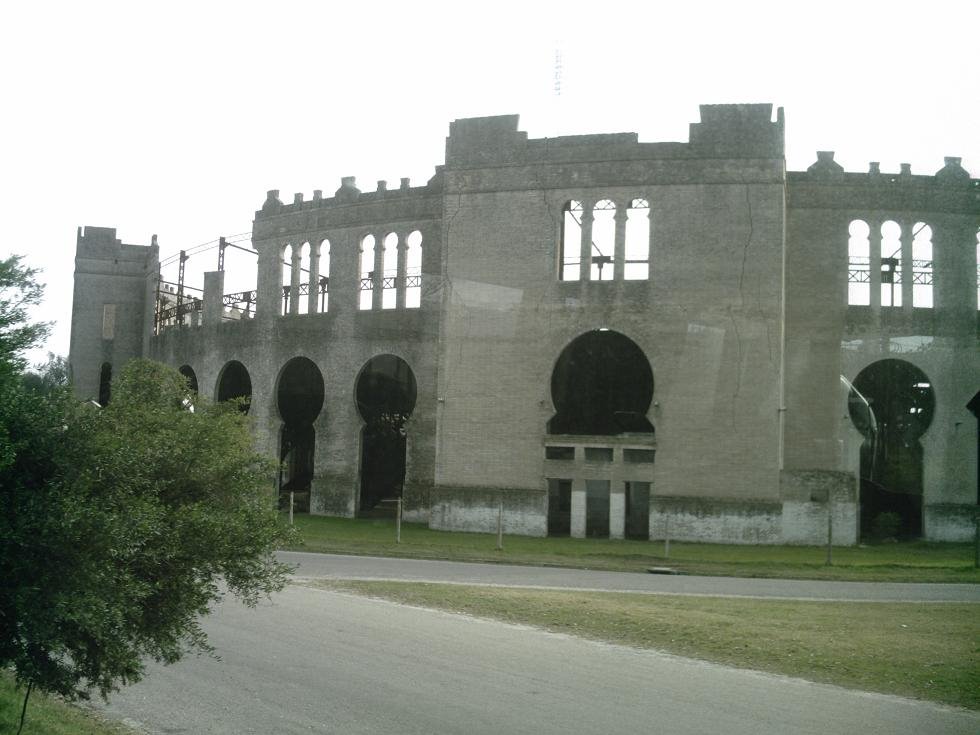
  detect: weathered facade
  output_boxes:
[69,104,980,544]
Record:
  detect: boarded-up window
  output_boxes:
[102,304,116,340]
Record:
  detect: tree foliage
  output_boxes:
[0,257,293,713]
[0,256,48,378]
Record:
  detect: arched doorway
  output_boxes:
[98,362,112,406]
[355,354,417,515]
[848,359,935,539]
[547,329,655,538]
[277,357,325,514]
[215,360,252,413]
[178,364,198,393]
[548,329,655,435]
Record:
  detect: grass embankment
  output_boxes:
[0,674,129,735]
[285,515,980,582]
[316,579,980,710]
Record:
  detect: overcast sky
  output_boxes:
[3,0,977,364]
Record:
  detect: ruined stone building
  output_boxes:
[69,104,980,544]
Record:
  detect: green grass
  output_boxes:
[284,514,980,582]
[314,579,980,710]
[0,674,130,735]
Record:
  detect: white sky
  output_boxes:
[2,0,977,364]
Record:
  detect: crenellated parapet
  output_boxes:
[788,153,979,214]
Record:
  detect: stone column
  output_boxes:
[609,483,626,539]
[396,233,408,309]
[203,270,225,326]
[255,241,283,321]
[570,479,586,538]
[613,204,627,281]
[289,247,301,315]
[900,220,913,312]
[579,207,593,282]
[372,232,384,310]
[869,220,881,311]
[307,240,321,314]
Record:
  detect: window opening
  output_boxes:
[624,199,650,280]
[590,200,615,281]
[281,243,294,315]
[880,221,902,307]
[584,447,613,462]
[277,357,325,514]
[847,220,871,305]
[356,355,418,514]
[848,359,935,539]
[625,481,650,540]
[359,235,375,311]
[911,223,933,308]
[178,364,198,393]
[585,480,610,537]
[546,478,572,536]
[319,238,330,313]
[623,448,655,463]
[216,360,252,414]
[405,230,423,308]
[382,233,398,310]
[98,362,111,406]
[549,329,654,435]
[560,201,583,281]
[545,446,575,460]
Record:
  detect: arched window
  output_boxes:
[847,220,871,305]
[318,238,330,313]
[382,232,398,310]
[560,201,583,281]
[911,223,933,308]
[359,234,375,311]
[624,198,650,280]
[281,243,294,315]
[590,200,616,281]
[880,221,902,307]
[405,230,423,308]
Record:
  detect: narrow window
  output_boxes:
[560,200,583,281]
[880,220,902,307]
[359,235,375,311]
[382,232,398,310]
[319,238,330,313]
[98,362,111,406]
[281,243,293,315]
[405,230,423,308]
[102,304,116,339]
[298,242,311,314]
[590,200,615,281]
[624,198,650,280]
[847,220,871,305]
[911,222,933,308]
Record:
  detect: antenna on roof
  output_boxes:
[553,47,563,97]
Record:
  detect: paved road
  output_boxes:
[280,551,980,602]
[97,585,979,735]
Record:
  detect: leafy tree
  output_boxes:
[0,257,293,732]
[0,256,48,381]
[21,352,69,395]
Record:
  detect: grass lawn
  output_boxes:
[315,579,980,710]
[284,515,980,582]
[0,674,129,735]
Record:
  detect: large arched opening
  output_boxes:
[547,329,655,539]
[355,354,417,515]
[178,364,198,393]
[277,357,325,514]
[848,359,935,539]
[215,360,252,414]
